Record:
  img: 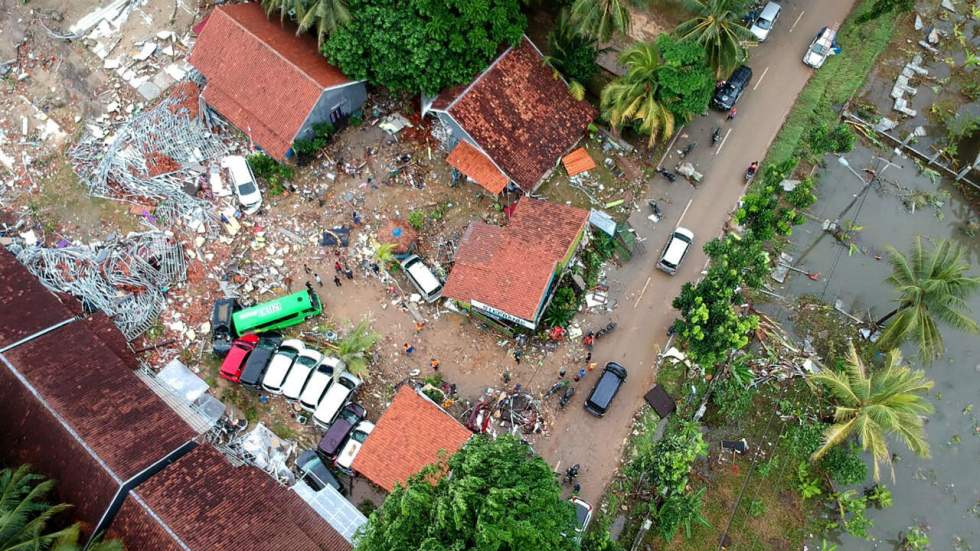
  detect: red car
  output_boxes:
[219,334,259,383]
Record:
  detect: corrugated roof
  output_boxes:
[0,249,76,349]
[442,198,589,322]
[352,386,471,492]
[447,141,509,194]
[562,147,596,176]
[119,445,351,551]
[189,3,351,160]
[446,37,596,191]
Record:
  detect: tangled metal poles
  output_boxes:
[9,232,186,340]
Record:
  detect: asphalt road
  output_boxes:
[536,0,860,504]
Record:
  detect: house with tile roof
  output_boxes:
[424,36,597,195]
[352,386,472,493]
[190,2,366,161]
[441,197,590,330]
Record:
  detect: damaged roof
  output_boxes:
[0,249,76,348]
[352,386,471,492]
[442,198,589,322]
[447,140,509,195]
[189,2,352,160]
[440,37,596,191]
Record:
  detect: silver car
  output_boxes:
[750,2,781,42]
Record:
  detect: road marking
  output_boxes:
[789,10,805,33]
[634,276,652,308]
[677,198,694,226]
[753,66,770,91]
[715,128,733,156]
[656,130,684,170]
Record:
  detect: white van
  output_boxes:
[299,356,347,412]
[312,372,362,429]
[400,255,443,303]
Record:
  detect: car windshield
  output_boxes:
[353,430,369,443]
[755,17,772,29]
[812,44,829,55]
[296,355,318,368]
[238,182,257,195]
[575,503,590,527]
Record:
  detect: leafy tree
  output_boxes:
[809,343,934,482]
[703,234,769,290]
[323,0,526,94]
[569,0,630,43]
[876,237,980,362]
[652,34,715,122]
[671,278,758,370]
[544,9,600,94]
[335,319,380,377]
[354,435,577,551]
[652,487,710,541]
[856,0,914,24]
[647,420,707,497]
[818,444,867,486]
[674,0,753,78]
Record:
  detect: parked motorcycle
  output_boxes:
[648,200,663,218]
[558,385,576,409]
[563,464,581,485]
[679,143,696,158]
[544,379,570,399]
[594,321,617,339]
[656,168,677,183]
[711,127,721,145]
[745,161,760,182]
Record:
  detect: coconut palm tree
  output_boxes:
[0,465,77,550]
[600,42,675,147]
[674,0,754,78]
[259,0,293,22]
[809,343,934,482]
[876,237,980,362]
[544,9,600,101]
[295,0,350,47]
[335,319,380,377]
[569,0,631,43]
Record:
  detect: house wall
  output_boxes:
[294,82,368,143]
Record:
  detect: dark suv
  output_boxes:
[211,298,239,357]
[239,334,282,389]
[318,403,366,458]
[584,362,628,417]
[711,65,753,111]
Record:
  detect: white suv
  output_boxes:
[313,372,362,429]
[261,339,303,393]
[750,2,781,42]
[657,227,695,275]
[221,155,262,215]
[400,255,443,303]
[299,356,347,412]
[282,349,322,401]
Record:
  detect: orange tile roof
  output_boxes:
[562,147,596,176]
[189,3,351,160]
[442,198,589,322]
[352,386,471,492]
[445,37,596,191]
[447,141,509,194]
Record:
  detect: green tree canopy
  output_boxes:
[652,34,715,122]
[323,0,526,95]
[674,0,753,78]
[355,435,577,551]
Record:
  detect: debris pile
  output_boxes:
[9,231,186,340]
[465,387,543,436]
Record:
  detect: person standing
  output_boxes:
[513,349,522,365]
[333,275,342,287]
[314,273,323,287]
[430,358,440,371]
[727,106,737,120]
[403,342,414,355]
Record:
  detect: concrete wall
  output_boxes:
[295,82,368,142]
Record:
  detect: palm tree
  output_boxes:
[876,237,980,362]
[335,319,380,377]
[544,8,600,101]
[569,0,631,43]
[295,0,350,47]
[259,0,293,23]
[600,42,675,147]
[809,343,934,482]
[0,465,77,550]
[674,0,754,78]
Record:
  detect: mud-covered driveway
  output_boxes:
[534,0,862,503]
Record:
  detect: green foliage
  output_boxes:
[747,498,766,518]
[818,444,867,486]
[292,122,335,162]
[653,487,710,541]
[336,319,381,377]
[735,159,801,241]
[260,0,351,46]
[856,0,913,23]
[543,285,579,328]
[247,153,295,195]
[671,279,758,370]
[864,484,893,509]
[569,0,631,42]
[824,490,872,539]
[323,0,526,94]
[648,420,708,497]
[803,121,855,161]
[709,375,755,423]
[785,177,817,210]
[407,210,426,231]
[582,514,625,551]
[795,462,822,499]
[546,8,600,88]
[901,526,929,550]
[781,420,824,461]
[652,34,715,123]
[354,435,577,551]
[674,0,754,78]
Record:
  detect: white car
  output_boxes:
[313,372,362,429]
[657,227,695,275]
[400,255,443,303]
[335,420,374,473]
[282,348,322,401]
[299,356,347,412]
[803,27,837,68]
[749,2,781,42]
[261,339,303,394]
[221,155,262,215]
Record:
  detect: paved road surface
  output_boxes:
[535,0,860,504]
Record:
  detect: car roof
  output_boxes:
[403,257,442,294]
[663,235,690,265]
[589,368,624,408]
[760,2,781,18]
[221,155,254,186]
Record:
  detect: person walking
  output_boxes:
[430,358,440,371]
[333,275,342,287]
[334,260,343,273]
[727,106,737,120]
[513,349,522,365]
[575,367,586,381]
[314,273,322,287]
[303,263,311,274]
[344,267,354,280]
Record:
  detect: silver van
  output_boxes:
[750,2,782,42]
[400,254,444,302]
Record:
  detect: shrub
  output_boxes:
[653,487,710,541]
[648,420,708,497]
[818,444,867,486]
[246,153,294,196]
[408,210,426,230]
[710,376,755,423]
[292,122,335,162]
[542,285,579,329]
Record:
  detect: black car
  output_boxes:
[711,65,753,111]
[210,298,239,357]
[296,449,342,492]
[584,362,628,417]
[239,334,282,389]
[317,403,366,458]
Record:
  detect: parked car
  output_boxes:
[749,2,781,41]
[317,403,366,459]
[711,65,752,111]
[295,449,342,492]
[313,372,362,429]
[400,254,443,303]
[282,348,323,401]
[261,339,303,393]
[803,26,837,68]
[584,362,628,417]
[335,420,374,474]
[571,497,594,543]
[299,356,347,412]
[656,227,695,275]
[210,298,239,357]
[218,334,259,383]
[221,155,262,214]
[239,334,282,389]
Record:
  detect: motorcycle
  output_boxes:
[648,200,663,218]
[745,162,760,182]
[656,168,677,183]
[544,379,570,399]
[594,321,617,339]
[563,464,581,485]
[711,127,721,145]
[679,143,696,158]
[558,385,576,409]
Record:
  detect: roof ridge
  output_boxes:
[445,38,520,113]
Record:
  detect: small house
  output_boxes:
[190,3,366,161]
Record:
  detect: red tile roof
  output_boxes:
[562,147,596,176]
[116,445,350,551]
[0,249,76,348]
[442,198,589,322]
[352,386,471,492]
[447,141,509,194]
[189,3,351,160]
[444,37,596,191]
